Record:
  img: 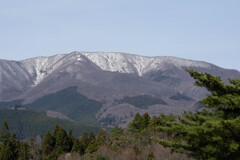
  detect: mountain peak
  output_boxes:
[68,52,212,76]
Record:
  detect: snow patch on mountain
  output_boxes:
[21,54,66,86]
[80,52,211,76]
[15,52,212,86]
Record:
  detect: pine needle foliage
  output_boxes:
[154,69,240,160]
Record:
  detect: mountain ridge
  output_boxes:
[1,52,240,126]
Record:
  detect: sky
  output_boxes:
[0,0,239,71]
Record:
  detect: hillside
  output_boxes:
[0,109,100,140]
[26,86,103,125]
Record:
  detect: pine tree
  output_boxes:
[155,69,240,159]
[29,137,41,160]
[54,127,71,153]
[53,124,59,138]
[142,112,150,128]
[86,139,98,153]
[110,126,123,140]
[41,131,55,158]
[17,141,30,160]
[96,129,107,146]
[71,139,82,153]
[0,120,15,160]
[10,133,19,159]
[149,114,175,129]
[88,131,95,143]
[128,113,144,131]
[68,129,74,150]
[0,120,11,146]
[0,142,14,160]
[79,132,88,155]
[86,131,98,153]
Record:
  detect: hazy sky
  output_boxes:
[0,0,239,71]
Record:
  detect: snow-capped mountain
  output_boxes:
[5,52,212,87]
[0,52,239,126]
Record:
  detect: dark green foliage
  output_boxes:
[0,109,100,139]
[17,141,30,160]
[0,120,15,160]
[110,126,123,140]
[53,124,59,138]
[79,132,89,155]
[86,131,98,153]
[68,129,74,150]
[155,69,240,159]
[143,112,150,127]
[147,151,154,160]
[0,116,190,160]
[54,127,71,153]
[88,131,95,143]
[26,86,103,124]
[170,92,193,101]
[41,131,55,158]
[95,154,109,160]
[0,121,30,160]
[71,139,81,153]
[129,113,144,131]
[0,120,10,145]
[129,113,151,131]
[149,114,175,129]
[117,95,167,109]
[87,139,98,153]
[96,129,107,146]
[40,125,101,159]
[10,133,18,159]
[0,143,14,160]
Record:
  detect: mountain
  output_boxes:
[1,52,240,126]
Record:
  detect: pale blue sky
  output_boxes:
[0,0,239,70]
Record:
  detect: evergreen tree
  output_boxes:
[79,132,88,155]
[54,127,71,153]
[149,114,175,129]
[41,131,55,158]
[0,120,15,160]
[0,142,14,160]
[0,120,11,146]
[10,133,19,159]
[71,139,82,153]
[17,141,30,160]
[155,69,240,159]
[86,131,97,153]
[68,129,74,150]
[53,124,59,138]
[88,131,95,143]
[110,126,123,140]
[29,137,41,160]
[142,112,150,128]
[96,129,107,146]
[128,113,144,131]
[86,138,98,153]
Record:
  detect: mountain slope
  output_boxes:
[26,86,103,125]
[0,52,240,126]
[0,109,100,140]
